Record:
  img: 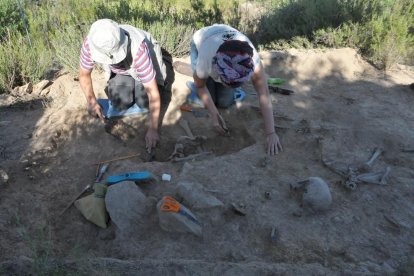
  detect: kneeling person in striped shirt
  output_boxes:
[79,19,167,152]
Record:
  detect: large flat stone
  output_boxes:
[105,181,147,232]
[175,181,224,210]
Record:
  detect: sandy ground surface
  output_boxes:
[0,48,414,275]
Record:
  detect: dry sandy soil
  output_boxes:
[0,48,414,275]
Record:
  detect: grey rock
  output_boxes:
[0,169,9,184]
[157,198,202,237]
[302,177,332,212]
[231,202,247,216]
[175,181,224,210]
[105,181,147,232]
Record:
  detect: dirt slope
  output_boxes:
[0,48,413,275]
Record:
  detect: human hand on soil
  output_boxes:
[145,128,159,153]
[212,113,229,135]
[87,101,104,122]
[266,132,282,155]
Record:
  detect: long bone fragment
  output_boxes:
[172,151,212,162]
[344,167,391,190]
[356,167,391,185]
[365,147,383,167]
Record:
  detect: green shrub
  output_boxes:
[310,0,414,69]
[255,0,347,44]
[362,0,414,69]
[0,0,24,42]
[1,0,414,93]
[0,30,20,93]
[0,30,53,93]
[50,25,89,76]
[146,20,195,57]
[255,0,414,69]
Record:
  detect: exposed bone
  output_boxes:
[179,119,195,139]
[365,147,383,167]
[344,168,359,190]
[169,135,208,161]
[320,140,390,190]
[322,157,348,177]
[302,177,332,212]
[179,119,203,153]
[177,135,207,145]
[356,167,391,185]
[171,151,212,162]
[344,167,391,189]
[352,147,384,173]
[168,143,185,160]
[294,179,309,188]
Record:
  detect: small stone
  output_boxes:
[264,191,271,199]
[0,169,9,184]
[28,175,34,180]
[231,203,247,216]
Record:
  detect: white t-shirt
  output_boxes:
[191,24,260,83]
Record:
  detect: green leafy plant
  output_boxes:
[50,24,88,76]
[0,30,52,93]
[0,0,24,41]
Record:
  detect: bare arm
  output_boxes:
[251,62,282,155]
[143,78,161,150]
[193,74,227,134]
[79,68,104,121]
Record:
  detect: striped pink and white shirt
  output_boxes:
[80,37,156,84]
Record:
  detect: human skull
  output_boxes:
[301,177,332,212]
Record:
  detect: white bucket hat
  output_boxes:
[87,19,128,64]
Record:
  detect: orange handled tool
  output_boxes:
[160,196,200,225]
[180,105,193,112]
[179,105,208,118]
[160,196,181,212]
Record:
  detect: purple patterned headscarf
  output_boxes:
[213,40,255,88]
